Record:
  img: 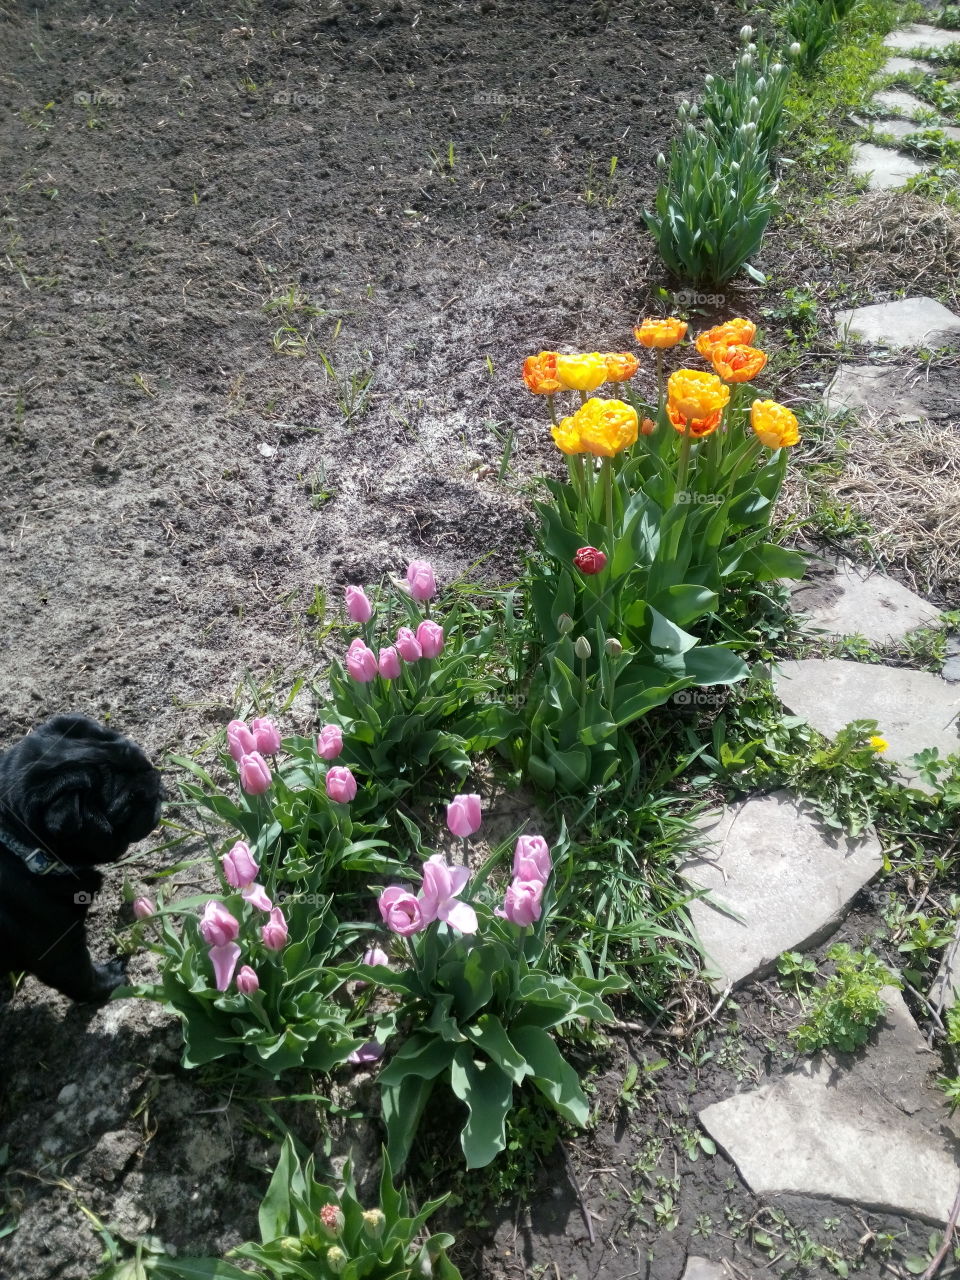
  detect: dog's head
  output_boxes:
[0,714,162,867]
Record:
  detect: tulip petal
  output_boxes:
[441,900,478,934]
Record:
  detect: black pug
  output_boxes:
[0,714,162,1003]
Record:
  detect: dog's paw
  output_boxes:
[87,957,128,1003]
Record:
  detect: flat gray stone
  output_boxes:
[825,362,960,420]
[883,55,934,74]
[682,792,883,990]
[774,659,960,789]
[875,119,960,142]
[824,363,926,419]
[849,142,927,189]
[836,295,960,347]
[930,919,960,1011]
[699,989,960,1223]
[789,556,942,643]
[884,24,960,53]
[683,1261,741,1280]
[871,88,931,117]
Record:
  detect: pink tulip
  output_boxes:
[513,835,552,885]
[222,840,259,888]
[132,896,155,921]
[251,716,282,755]
[395,627,422,662]
[209,941,241,991]
[227,719,256,763]
[416,619,445,659]
[345,638,378,683]
[236,964,260,994]
[363,945,390,968]
[446,793,482,838]
[345,585,373,624]
[261,907,289,951]
[317,724,344,761]
[378,885,424,936]
[498,878,544,928]
[326,766,358,804]
[406,559,437,601]
[418,853,478,934]
[239,751,272,795]
[199,901,240,947]
[242,881,273,912]
[347,1040,385,1065]
[378,646,401,680]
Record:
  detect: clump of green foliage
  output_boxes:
[791,944,899,1054]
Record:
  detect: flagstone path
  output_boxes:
[849,21,960,191]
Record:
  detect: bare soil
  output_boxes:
[0,2,952,1278]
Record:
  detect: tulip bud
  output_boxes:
[574,636,592,660]
[678,100,689,119]
[743,120,758,135]
[235,965,259,994]
[133,896,155,921]
[320,1204,345,1236]
[685,122,697,140]
[362,1209,386,1239]
[326,766,358,804]
[771,63,784,75]
[327,1247,348,1275]
[688,102,698,119]
[740,24,753,41]
[344,584,373,624]
[748,96,760,113]
[755,76,767,93]
[747,42,756,53]
[704,73,715,87]
[605,638,623,657]
[239,752,272,795]
[378,646,402,680]
[557,613,574,635]
[317,723,344,761]
[251,716,281,756]
[656,152,667,168]
[416,619,445,660]
[790,41,802,56]
[261,907,289,951]
[739,52,752,67]
[724,105,734,120]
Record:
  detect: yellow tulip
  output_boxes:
[667,369,730,423]
[572,397,639,457]
[556,352,608,392]
[551,415,584,455]
[751,399,800,449]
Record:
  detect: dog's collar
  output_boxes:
[0,822,78,877]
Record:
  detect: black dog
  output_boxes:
[0,714,162,1003]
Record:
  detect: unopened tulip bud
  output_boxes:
[704,73,715,87]
[605,638,623,657]
[362,1209,386,1239]
[747,42,756,53]
[557,613,574,635]
[344,584,373,624]
[748,96,760,112]
[235,965,259,994]
[688,102,698,119]
[789,41,802,56]
[755,76,767,93]
[133,896,155,921]
[326,1247,347,1275]
[739,52,752,67]
[574,636,592,660]
[320,1204,345,1236]
[743,120,758,134]
[239,752,272,795]
[771,63,784,75]
[656,152,667,168]
[740,24,753,41]
[724,105,734,120]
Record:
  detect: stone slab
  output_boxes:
[683,1261,741,1280]
[930,919,960,1011]
[835,295,960,348]
[871,88,931,117]
[883,55,934,74]
[699,989,960,1223]
[682,792,883,990]
[774,659,960,789]
[884,24,960,53]
[788,556,942,643]
[824,363,927,420]
[825,361,960,420]
[874,117,960,143]
[849,142,927,190]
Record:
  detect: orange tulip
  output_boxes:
[603,351,640,383]
[711,344,768,383]
[695,318,757,360]
[667,369,730,423]
[640,417,656,436]
[523,351,562,395]
[668,406,723,439]
[634,317,688,349]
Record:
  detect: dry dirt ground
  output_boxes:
[0,2,950,1278]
